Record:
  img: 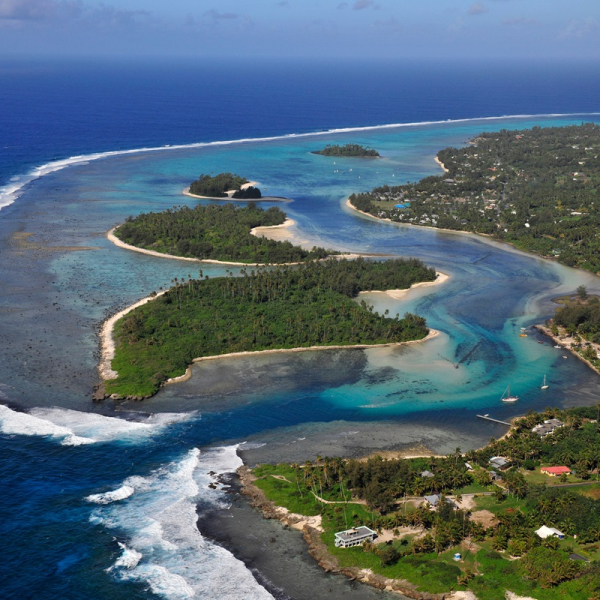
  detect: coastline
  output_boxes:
[534,324,600,378]
[107,225,308,267]
[344,198,581,269]
[238,465,459,600]
[97,278,441,397]
[98,289,168,382]
[183,186,290,203]
[165,328,440,388]
[358,271,449,300]
[249,218,295,238]
[434,156,449,173]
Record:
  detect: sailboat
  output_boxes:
[541,375,549,390]
[501,385,519,403]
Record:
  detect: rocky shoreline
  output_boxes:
[237,466,471,600]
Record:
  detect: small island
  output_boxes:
[112,204,332,264]
[187,172,261,199]
[348,123,600,273]
[313,144,380,158]
[101,258,437,399]
[243,404,600,599]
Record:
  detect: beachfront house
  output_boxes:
[536,526,565,540]
[541,466,571,477]
[489,456,510,471]
[334,526,376,548]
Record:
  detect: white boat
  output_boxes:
[554,344,561,349]
[541,375,549,390]
[501,385,519,403]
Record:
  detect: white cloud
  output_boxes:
[468,3,487,16]
[204,9,238,21]
[559,17,598,39]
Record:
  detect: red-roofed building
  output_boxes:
[541,466,571,477]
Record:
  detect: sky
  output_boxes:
[0,0,599,59]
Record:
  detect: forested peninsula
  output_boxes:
[247,404,600,599]
[103,258,436,399]
[113,204,332,264]
[349,124,600,273]
[188,172,262,198]
[314,144,380,157]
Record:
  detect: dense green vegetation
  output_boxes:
[350,123,600,273]
[114,204,332,264]
[106,258,435,398]
[231,186,261,199]
[253,405,600,598]
[188,172,250,197]
[313,144,380,157]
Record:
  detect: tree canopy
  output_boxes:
[114,204,332,264]
[350,123,600,273]
[105,257,435,398]
[189,172,249,197]
[313,144,380,157]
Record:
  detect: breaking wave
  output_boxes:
[0,404,195,445]
[2,112,599,212]
[90,446,274,600]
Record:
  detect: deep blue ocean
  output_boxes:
[1,58,600,600]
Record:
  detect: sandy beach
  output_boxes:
[358,271,449,300]
[164,328,440,388]
[98,279,440,392]
[249,218,295,239]
[99,290,167,381]
[107,226,304,267]
[535,324,600,378]
[183,182,290,203]
[435,156,449,172]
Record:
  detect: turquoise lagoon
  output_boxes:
[2,115,600,451]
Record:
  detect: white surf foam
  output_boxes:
[109,542,143,570]
[87,485,135,504]
[2,112,599,213]
[92,446,273,600]
[0,405,195,446]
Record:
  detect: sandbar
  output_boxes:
[358,271,449,300]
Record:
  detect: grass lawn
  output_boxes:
[455,482,490,494]
[521,468,585,486]
[472,494,524,514]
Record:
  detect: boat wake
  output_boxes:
[0,405,195,445]
[89,446,274,600]
[2,112,599,213]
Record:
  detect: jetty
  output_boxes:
[476,414,511,426]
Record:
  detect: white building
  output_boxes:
[535,526,565,540]
[334,526,377,548]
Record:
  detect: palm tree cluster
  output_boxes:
[114,203,332,263]
[107,258,434,398]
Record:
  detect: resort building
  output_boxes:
[532,419,564,437]
[420,470,435,478]
[334,526,377,548]
[536,526,565,540]
[541,466,571,477]
[489,456,510,471]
